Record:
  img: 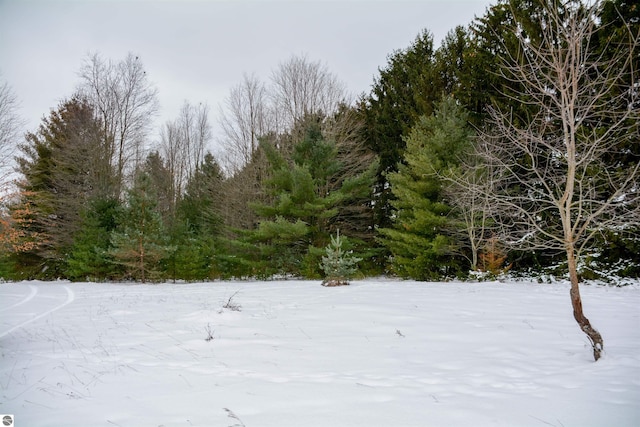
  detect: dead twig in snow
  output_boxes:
[222,291,242,312]
[224,408,246,427]
[205,324,215,342]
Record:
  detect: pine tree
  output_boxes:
[244,115,377,278]
[109,170,171,282]
[360,30,438,230]
[379,97,473,280]
[177,153,224,237]
[169,152,225,281]
[65,197,121,281]
[247,119,342,277]
[320,230,362,286]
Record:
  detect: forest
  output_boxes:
[0,0,638,285]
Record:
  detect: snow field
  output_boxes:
[1,279,639,426]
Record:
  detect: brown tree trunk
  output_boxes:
[567,248,603,361]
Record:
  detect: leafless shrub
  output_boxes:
[222,291,242,312]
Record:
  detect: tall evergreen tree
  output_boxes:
[248,119,339,276]
[434,26,488,126]
[144,151,174,228]
[379,97,474,279]
[65,197,121,281]
[170,152,225,281]
[360,30,438,229]
[109,168,171,282]
[245,117,374,277]
[177,152,225,236]
[326,105,379,246]
[11,97,110,278]
[469,0,551,127]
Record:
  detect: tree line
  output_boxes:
[1,0,638,286]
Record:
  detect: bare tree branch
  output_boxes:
[218,73,273,175]
[270,54,349,132]
[161,101,212,214]
[77,52,159,196]
[0,78,24,198]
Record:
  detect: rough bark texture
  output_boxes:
[567,248,603,361]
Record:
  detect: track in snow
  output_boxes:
[0,285,75,338]
[0,284,38,312]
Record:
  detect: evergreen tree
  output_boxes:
[246,117,372,277]
[469,0,551,128]
[177,153,225,237]
[320,230,362,286]
[325,105,379,245]
[109,169,171,282]
[11,97,110,278]
[170,152,225,281]
[248,120,338,276]
[144,151,174,227]
[65,198,121,281]
[379,97,473,280]
[433,26,488,126]
[587,0,640,277]
[359,30,438,230]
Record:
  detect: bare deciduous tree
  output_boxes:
[270,54,348,132]
[0,79,23,197]
[0,79,25,253]
[219,146,272,234]
[446,165,493,272]
[160,101,212,214]
[217,54,349,175]
[78,52,159,196]
[219,73,272,175]
[460,1,638,361]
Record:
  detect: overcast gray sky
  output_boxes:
[0,0,494,152]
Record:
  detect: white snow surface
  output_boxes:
[1,279,639,427]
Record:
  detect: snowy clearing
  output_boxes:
[1,279,639,427]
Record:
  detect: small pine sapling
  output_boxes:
[320,230,362,287]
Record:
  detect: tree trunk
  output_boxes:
[567,248,603,361]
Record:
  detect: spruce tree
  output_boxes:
[320,230,361,286]
[11,97,110,278]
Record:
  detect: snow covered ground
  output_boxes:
[1,279,639,427]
